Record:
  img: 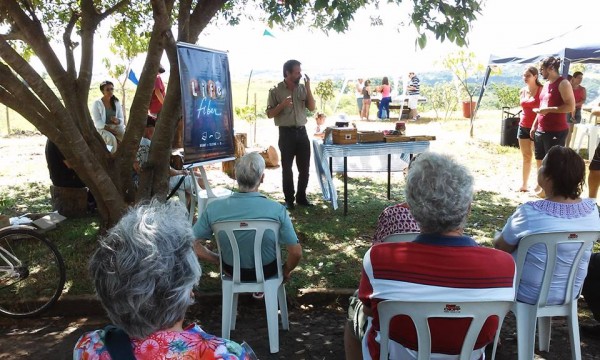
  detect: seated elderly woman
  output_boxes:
[345,152,516,360]
[73,200,251,359]
[371,202,419,243]
[371,158,420,244]
[495,145,600,305]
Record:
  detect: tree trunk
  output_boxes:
[0,0,226,228]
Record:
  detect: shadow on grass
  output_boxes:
[0,180,527,298]
[1,182,100,297]
[468,190,520,246]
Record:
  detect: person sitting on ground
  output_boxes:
[495,145,600,306]
[45,139,96,212]
[73,200,252,359]
[193,152,302,284]
[344,152,516,360]
[91,80,125,154]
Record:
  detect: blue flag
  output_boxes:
[127,69,139,85]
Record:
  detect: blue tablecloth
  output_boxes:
[312,140,430,210]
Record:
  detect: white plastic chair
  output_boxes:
[378,300,512,360]
[212,219,289,354]
[188,165,232,223]
[572,112,600,159]
[512,231,600,360]
[381,232,419,243]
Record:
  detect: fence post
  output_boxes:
[253,93,257,146]
[5,105,10,135]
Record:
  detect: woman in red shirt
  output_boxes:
[530,57,575,188]
[566,71,587,147]
[518,66,542,192]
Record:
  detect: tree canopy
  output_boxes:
[0,0,483,227]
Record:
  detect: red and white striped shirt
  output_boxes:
[359,234,516,360]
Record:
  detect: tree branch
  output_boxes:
[188,0,227,40]
[1,0,71,93]
[0,29,24,41]
[178,0,192,40]
[0,36,68,121]
[63,11,80,79]
[0,64,59,138]
[97,0,130,23]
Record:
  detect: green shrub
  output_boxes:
[491,83,520,108]
[421,82,458,120]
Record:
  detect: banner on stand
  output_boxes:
[177,42,235,165]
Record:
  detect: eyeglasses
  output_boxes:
[105,88,114,91]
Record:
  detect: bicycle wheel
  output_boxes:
[0,226,66,317]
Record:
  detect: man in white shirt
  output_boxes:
[355,78,364,118]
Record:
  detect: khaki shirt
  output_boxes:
[267,81,309,127]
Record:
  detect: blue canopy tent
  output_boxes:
[475,25,600,113]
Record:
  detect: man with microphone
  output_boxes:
[266,59,316,209]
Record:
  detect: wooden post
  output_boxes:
[253,93,257,146]
[5,105,10,135]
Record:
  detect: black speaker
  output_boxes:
[500,117,519,147]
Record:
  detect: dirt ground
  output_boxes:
[1,296,600,359]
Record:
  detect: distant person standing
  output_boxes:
[566,71,587,147]
[355,78,364,118]
[377,77,391,120]
[267,59,316,209]
[407,71,421,121]
[517,66,542,192]
[149,65,166,117]
[361,80,372,121]
[530,57,574,181]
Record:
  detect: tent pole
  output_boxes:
[475,66,492,117]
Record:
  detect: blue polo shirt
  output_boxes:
[192,192,299,268]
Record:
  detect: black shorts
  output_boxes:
[567,108,582,124]
[222,260,278,282]
[517,126,532,140]
[534,130,568,160]
[590,143,600,170]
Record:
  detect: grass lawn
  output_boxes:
[1,109,599,299]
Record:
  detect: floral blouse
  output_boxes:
[73,323,251,360]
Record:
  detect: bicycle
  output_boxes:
[0,225,66,317]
